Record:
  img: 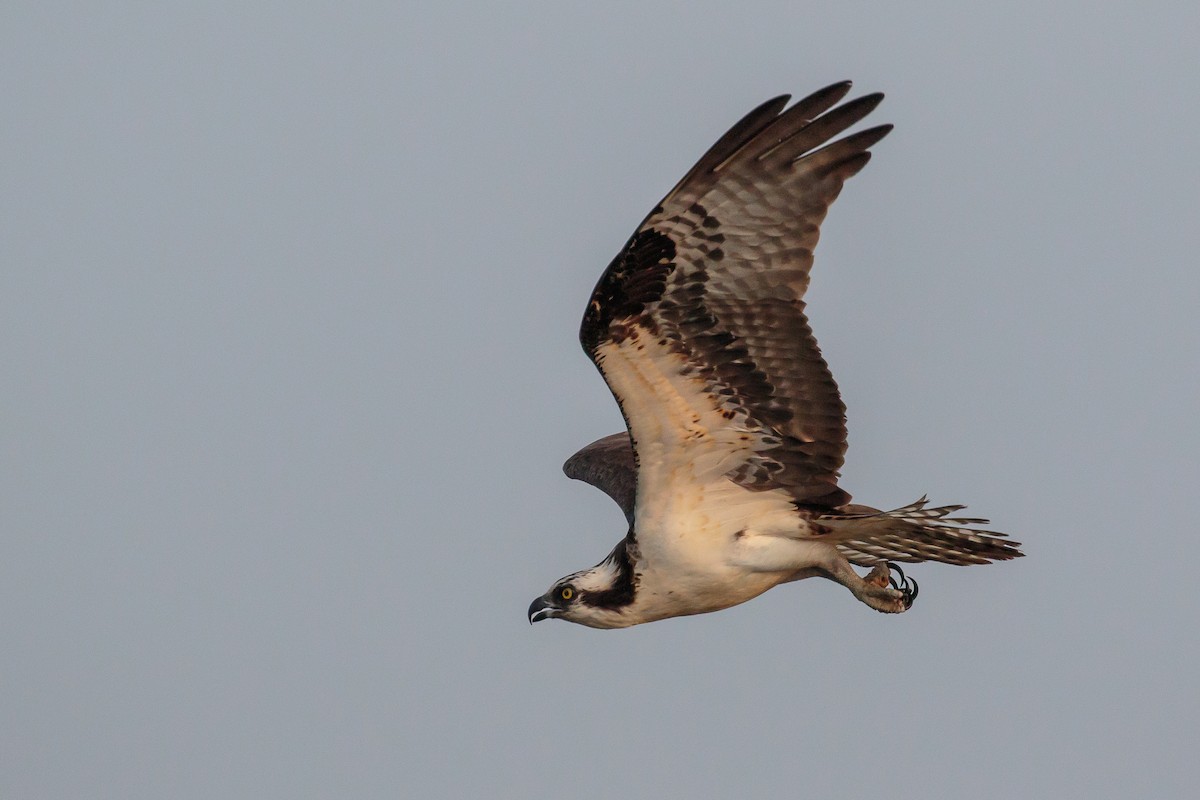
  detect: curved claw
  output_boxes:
[885,561,918,609]
[900,576,919,609]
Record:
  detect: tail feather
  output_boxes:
[820,496,1023,567]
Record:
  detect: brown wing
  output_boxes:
[579,82,891,509]
[562,432,637,524]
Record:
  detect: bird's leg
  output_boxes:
[821,555,917,614]
[735,537,917,612]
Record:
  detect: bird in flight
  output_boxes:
[528,82,1022,629]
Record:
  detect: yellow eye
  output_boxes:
[560,586,574,601]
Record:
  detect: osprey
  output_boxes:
[528,82,1022,629]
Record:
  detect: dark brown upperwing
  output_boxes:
[579,83,892,508]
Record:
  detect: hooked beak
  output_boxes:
[527,596,558,624]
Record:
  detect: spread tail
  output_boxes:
[819,496,1024,567]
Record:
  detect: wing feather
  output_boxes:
[580,83,893,519]
[563,433,637,524]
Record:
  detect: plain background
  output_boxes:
[3,3,1198,798]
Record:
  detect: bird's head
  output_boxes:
[528,539,638,629]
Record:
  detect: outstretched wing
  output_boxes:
[563,432,637,524]
[580,82,891,516]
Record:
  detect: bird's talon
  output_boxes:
[885,561,918,609]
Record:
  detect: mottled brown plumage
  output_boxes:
[531,83,1022,629]
[578,82,890,508]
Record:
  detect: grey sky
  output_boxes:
[2,2,1197,798]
